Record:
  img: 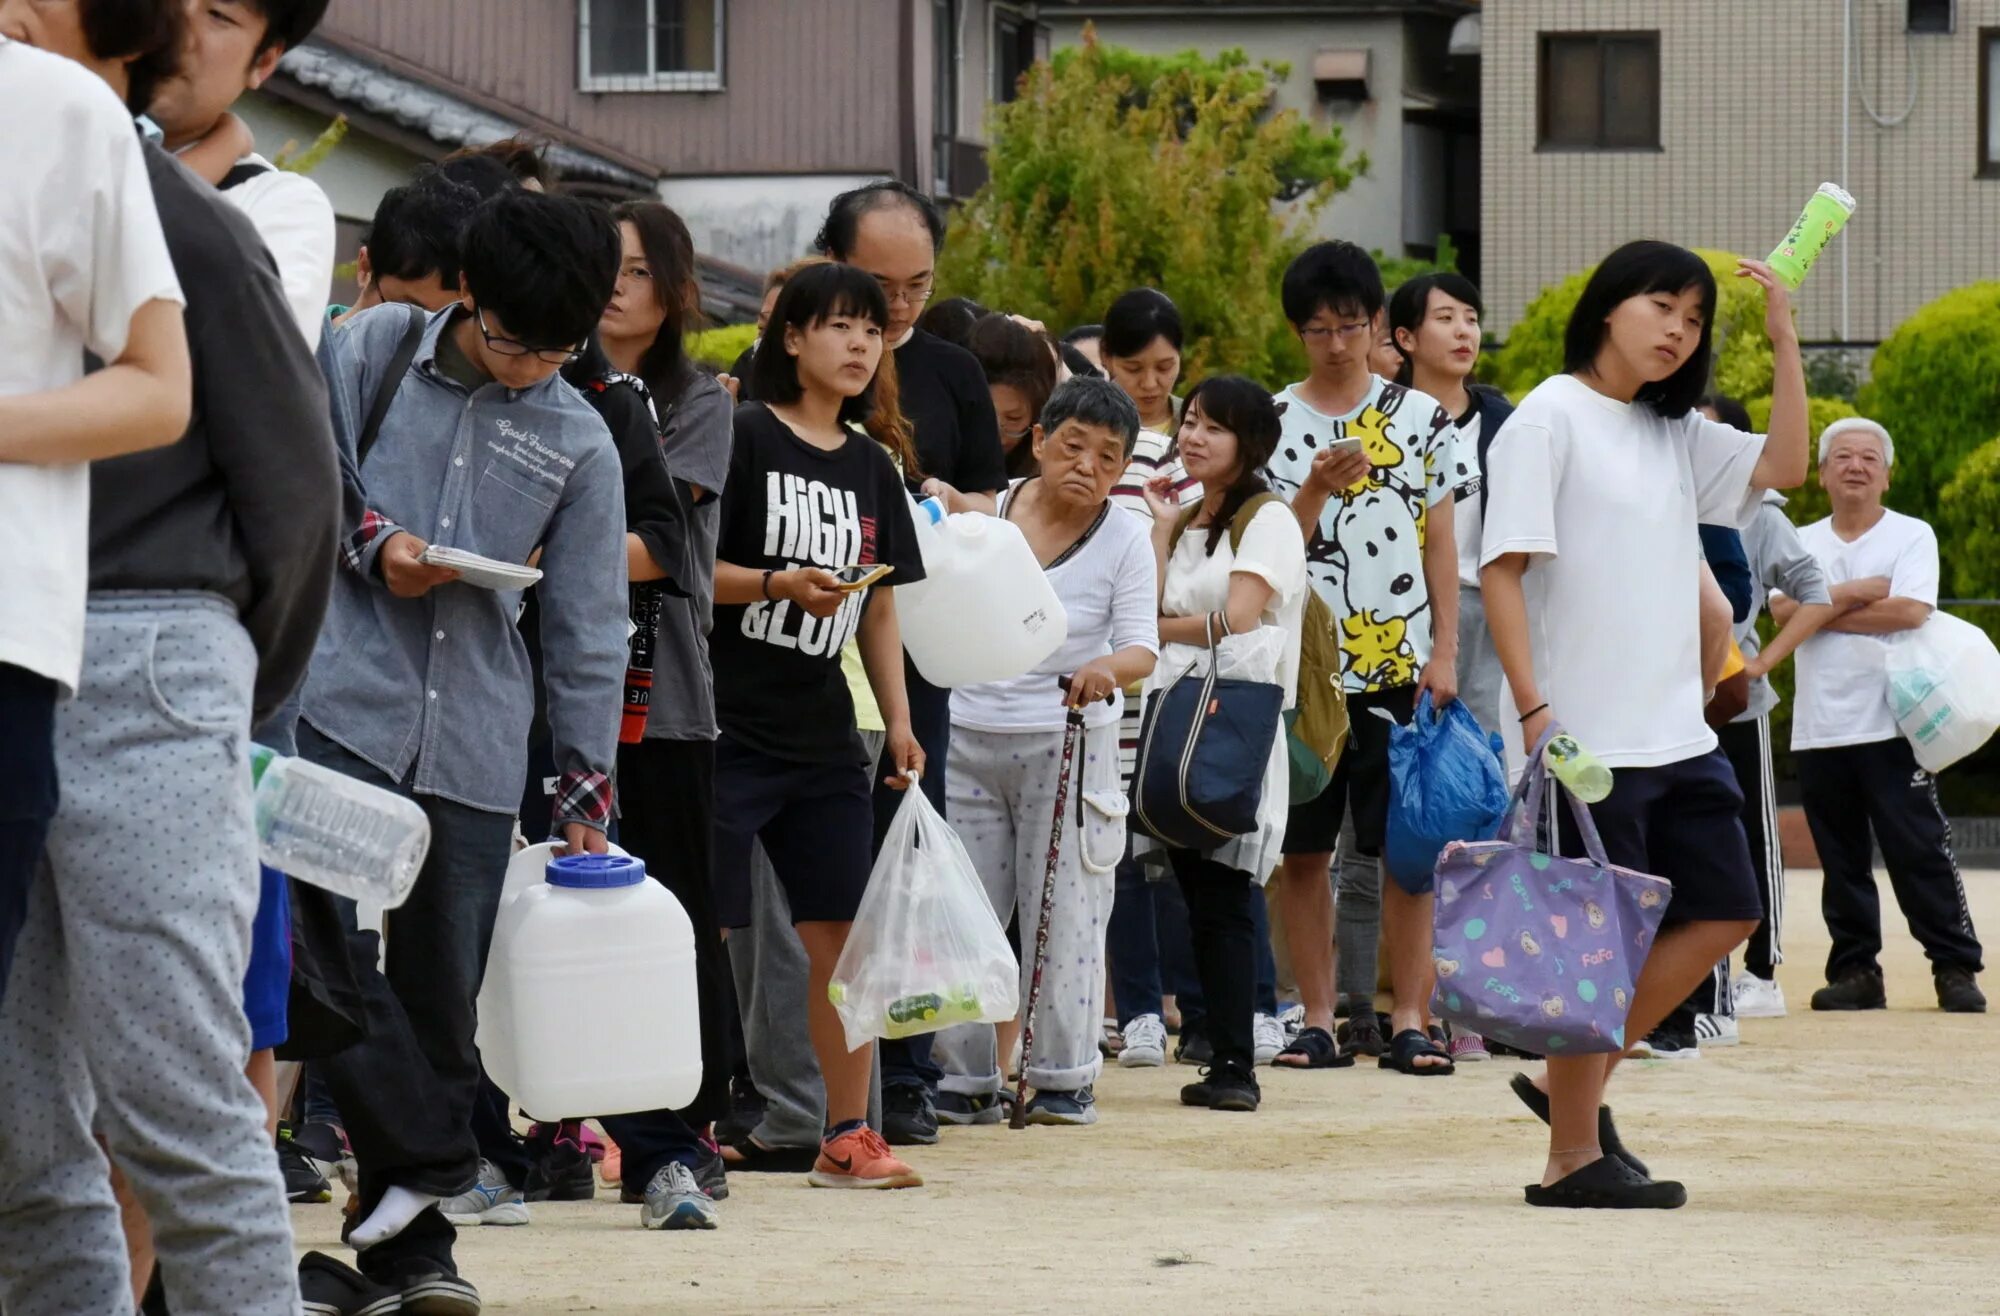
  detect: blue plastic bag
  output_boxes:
[1382,692,1510,896]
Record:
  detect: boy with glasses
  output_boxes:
[294,189,626,1313]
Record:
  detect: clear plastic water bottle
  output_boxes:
[250,745,431,908]
[1542,732,1613,804]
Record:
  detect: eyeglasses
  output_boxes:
[875,274,934,308]
[1298,321,1372,345]
[475,307,584,366]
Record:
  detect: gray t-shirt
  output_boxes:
[642,370,733,740]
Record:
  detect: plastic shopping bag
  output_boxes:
[827,784,1020,1052]
[1383,692,1510,896]
[1886,611,2000,773]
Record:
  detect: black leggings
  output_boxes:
[1166,850,1257,1072]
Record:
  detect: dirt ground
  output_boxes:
[293,869,2000,1315]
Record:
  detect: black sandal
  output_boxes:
[1379,1028,1455,1075]
[1272,1026,1355,1069]
[1524,1155,1685,1209]
[1338,1011,1386,1058]
[1507,1073,1650,1178]
[719,1137,819,1174]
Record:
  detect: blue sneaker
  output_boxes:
[640,1162,718,1230]
[439,1159,528,1226]
[1025,1086,1098,1126]
[935,1090,1005,1126]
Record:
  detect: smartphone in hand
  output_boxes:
[830,564,893,593]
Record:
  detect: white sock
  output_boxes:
[348,1185,442,1249]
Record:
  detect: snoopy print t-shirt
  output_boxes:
[711,402,926,764]
[1264,377,1458,694]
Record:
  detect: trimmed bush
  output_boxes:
[1937,436,2000,611]
[688,323,757,371]
[1742,394,1860,531]
[1858,282,2000,517]
[1490,250,1775,402]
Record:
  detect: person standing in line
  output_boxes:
[1100,289,1184,436]
[1777,418,1986,1015]
[708,262,928,1189]
[933,377,1159,1127]
[813,179,1006,1146]
[0,18,189,1013]
[1482,241,1809,1207]
[1263,241,1461,1075]
[965,311,1058,480]
[1137,377,1311,1112]
[1386,272,1512,1064]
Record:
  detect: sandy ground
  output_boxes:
[293,870,2000,1315]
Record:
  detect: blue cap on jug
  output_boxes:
[546,853,646,889]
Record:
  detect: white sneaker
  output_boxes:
[1694,1013,1740,1047]
[1733,973,1788,1019]
[440,1159,529,1226]
[1118,1013,1167,1067]
[1277,1002,1306,1044]
[1253,1013,1285,1066]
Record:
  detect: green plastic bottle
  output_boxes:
[1767,183,1855,291]
[1543,732,1613,804]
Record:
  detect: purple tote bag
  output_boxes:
[1428,730,1671,1056]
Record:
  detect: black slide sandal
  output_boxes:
[1524,1155,1685,1209]
[720,1138,819,1174]
[1507,1073,1650,1179]
[1379,1028,1455,1075]
[1273,1026,1355,1069]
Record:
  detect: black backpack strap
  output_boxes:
[218,160,273,190]
[356,304,429,468]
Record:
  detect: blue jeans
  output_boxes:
[1107,850,1215,1027]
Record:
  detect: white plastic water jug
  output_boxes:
[476,851,701,1120]
[897,498,1068,687]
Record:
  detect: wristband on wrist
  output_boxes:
[1518,702,1550,723]
[761,569,776,600]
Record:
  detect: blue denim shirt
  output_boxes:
[301,305,626,826]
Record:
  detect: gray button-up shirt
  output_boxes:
[1736,490,1833,723]
[302,305,626,824]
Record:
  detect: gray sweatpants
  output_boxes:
[726,730,884,1148]
[933,724,1123,1095]
[0,596,298,1316]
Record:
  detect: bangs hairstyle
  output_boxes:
[245,0,331,56]
[749,262,895,431]
[1564,240,1717,420]
[1387,273,1483,387]
[459,190,620,350]
[83,0,188,113]
[1180,375,1282,555]
[1040,376,1141,457]
[1281,240,1384,329]
[365,171,481,288]
[1101,288,1183,358]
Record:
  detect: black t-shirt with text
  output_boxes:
[711,402,926,764]
[894,327,1006,496]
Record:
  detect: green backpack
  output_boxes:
[1168,493,1349,804]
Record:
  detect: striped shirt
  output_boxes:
[1108,429,1201,785]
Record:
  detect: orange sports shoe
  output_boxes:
[807,1126,923,1190]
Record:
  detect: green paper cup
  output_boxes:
[1767,183,1855,290]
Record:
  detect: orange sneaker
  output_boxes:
[599,1135,622,1189]
[807,1127,923,1190]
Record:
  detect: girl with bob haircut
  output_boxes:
[712,261,930,1191]
[1479,240,1809,1208]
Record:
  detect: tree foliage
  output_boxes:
[1488,250,1776,401]
[273,114,348,174]
[939,26,1363,387]
[1857,282,2000,517]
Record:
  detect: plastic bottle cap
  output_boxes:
[917,496,946,525]
[545,853,646,889]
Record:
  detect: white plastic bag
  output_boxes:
[1156,625,1288,687]
[1886,611,2000,772]
[827,784,1020,1052]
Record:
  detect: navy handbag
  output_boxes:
[1132,616,1284,851]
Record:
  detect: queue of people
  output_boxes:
[1,2,1988,1312]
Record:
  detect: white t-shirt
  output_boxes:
[950,483,1161,734]
[1453,410,1485,588]
[0,41,184,691]
[1264,377,1458,694]
[215,153,335,350]
[1150,499,1309,711]
[1479,374,1765,772]
[1791,509,1938,751]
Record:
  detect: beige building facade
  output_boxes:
[1482,0,2000,342]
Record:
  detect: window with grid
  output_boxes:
[1536,32,1660,151]
[1983,30,2000,177]
[993,7,1045,103]
[579,0,723,92]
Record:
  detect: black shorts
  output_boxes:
[1556,747,1761,925]
[1282,685,1415,858]
[712,735,876,929]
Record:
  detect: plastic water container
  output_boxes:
[897,497,1068,687]
[250,745,430,908]
[477,851,702,1121]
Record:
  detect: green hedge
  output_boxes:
[1489,250,1775,401]
[1742,394,1858,530]
[687,323,757,371]
[1858,282,2000,518]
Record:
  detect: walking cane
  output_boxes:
[1012,676,1106,1130]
